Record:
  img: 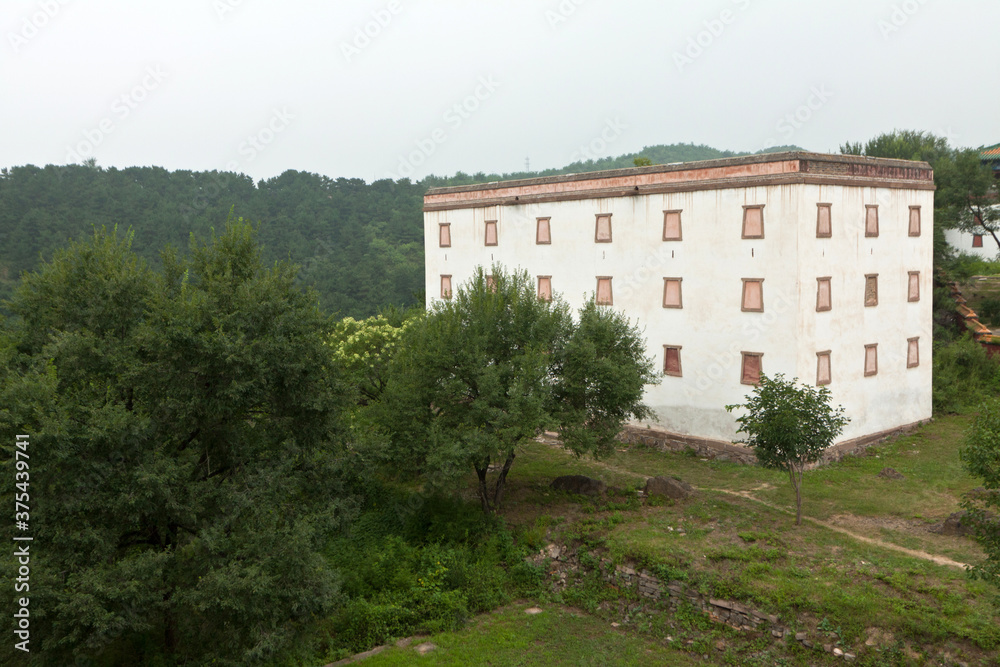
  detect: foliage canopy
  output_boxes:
[0,222,354,666]
[375,266,657,514]
[960,400,1000,586]
[727,373,849,525]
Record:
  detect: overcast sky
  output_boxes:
[1,0,996,183]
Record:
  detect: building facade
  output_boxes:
[944,226,998,260]
[424,152,934,449]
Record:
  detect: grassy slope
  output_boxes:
[362,604,704,666]
[361,415,1000,667]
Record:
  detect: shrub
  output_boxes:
[932,336,1000,414]
[977,296,1000,325]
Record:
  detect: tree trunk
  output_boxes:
[474,462,492,514]
[490,450,516,510]
[973,204,1000,250]
[789,465,803,526]
[163,593,176,657]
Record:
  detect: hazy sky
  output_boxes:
[2,0,996,182]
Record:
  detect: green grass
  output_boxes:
[490,415,1000,665]
[320,416,1000,666]
[361,603,705,666]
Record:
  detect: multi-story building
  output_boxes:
[424,152,934,454]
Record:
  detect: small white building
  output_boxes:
[945,223,999,261]
[424,152,934,455]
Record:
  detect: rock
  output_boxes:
[644,476,694,500]
[833,647,844,657]
[414,642,437,655]
[395,637,413,648]
[967,486,999,501]
[525,607,543,615]
[940,511,976,537]
[877,467,905,480]
[551,475,606,497]
[795,632,807,641]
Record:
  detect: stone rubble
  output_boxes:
[532,542,868,661]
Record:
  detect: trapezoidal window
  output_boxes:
[865,205,879,237]
[908,272,920,302]
[440,275,452,300]
[484,220,498,246]
[663,346,682,377]
[741,352,763,385]
[742,279,764,312]
[536,217,551,245]
[596,277,613,305]
[864,344,878,377]
[865,274,878,307]
[662,278,683,308]
[909,206,921,237]
[907,337,920,368]
[742,205,764,239]
[816,277,832,312]
[663,210,682,241]
[537,276,552,302]
[817,203,832,238]
[595,214,612,243]
[438,223,451,247]
[973,235,984,248]
[816,351,832,386]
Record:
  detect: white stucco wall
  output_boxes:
[425,178,933,445]
[945,228,1000,261]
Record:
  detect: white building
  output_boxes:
[945,222,999,261]
[424,152,934,456]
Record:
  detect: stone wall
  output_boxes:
[534,543,858,661]
[621,422,927,467]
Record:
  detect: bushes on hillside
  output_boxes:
[933,335,1000,414]
[322,489,543,658]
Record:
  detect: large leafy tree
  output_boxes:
[377,267,656,514]
[0,222,354,666]
[726,374,849,525]
[551,300,658,459]
[960,400,1000,586]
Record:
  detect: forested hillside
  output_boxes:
[0,143,801,317]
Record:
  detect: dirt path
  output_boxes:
[538,439,970,570]
[708,488,969,570]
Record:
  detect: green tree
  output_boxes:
[959,400,1000,585]
[0,222,354,666]
[940,148,1000,251]
[726,374,849,525]
[377,266,656,514]
[551,300,658,459]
